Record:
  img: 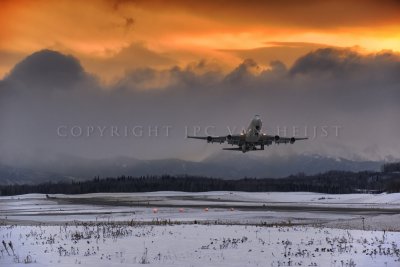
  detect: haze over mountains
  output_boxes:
[0,153,383,185]
[1,48,399,185]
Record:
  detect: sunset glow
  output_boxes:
[1,0,400,80]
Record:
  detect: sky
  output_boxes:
[0,0,400,167]
[1,0,400,81]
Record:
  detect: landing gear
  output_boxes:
[240,143,261,152]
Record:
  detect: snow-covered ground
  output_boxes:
[1,224,399,266]
[1,192,400,266]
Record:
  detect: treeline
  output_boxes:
[382,162,400,173]
[1,170,400,196]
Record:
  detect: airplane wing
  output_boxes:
[187,135,228,143]
[188,134,307,145]
[259,135,308,145]
[276,136,308,144]
[187,134,245,144]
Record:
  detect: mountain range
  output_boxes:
[0,153,385,185]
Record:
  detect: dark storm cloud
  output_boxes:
[5,50,90,91]
[288,49,400,112]
[290,48,400,80]
[224,59,260,84]
[1,48,399,167]
[290,48,361,76]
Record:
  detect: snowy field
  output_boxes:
[1,192,400,266]
[1,224,400,266]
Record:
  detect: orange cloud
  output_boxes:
[127,0,400,28]
[0,0,399,80]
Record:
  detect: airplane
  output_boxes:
[187,115,308,153]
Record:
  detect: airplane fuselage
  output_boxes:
[245,115,262,142]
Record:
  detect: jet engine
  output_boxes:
[290,137,295,144]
